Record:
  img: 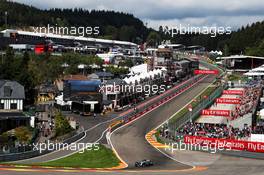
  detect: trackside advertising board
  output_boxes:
[184,135,264,153]
[216,98,241,104]
[223,90,244,95]
[201,109,230,117]
[194,70,219,75]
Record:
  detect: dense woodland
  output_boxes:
[0,0,264,56]
[0,0,150,42]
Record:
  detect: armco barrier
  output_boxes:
[108,120,124,132]
[166,61,225,137]
[167,85,223,137]
[0,129,85,162]
[109,74,207,133]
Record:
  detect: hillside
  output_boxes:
[160,20,264,55]
[0,0,150,43]
[0,0,264,55]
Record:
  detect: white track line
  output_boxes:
[109,75,209,167]
[145,80,214,167]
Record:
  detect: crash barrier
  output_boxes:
[167,85,224,138]
[108,120,124,132]
[184,135,264,153]
[0,128,85,162]
[108,74,208,133]
[122,76,205,124]
[107,61,224,133]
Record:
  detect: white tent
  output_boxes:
[260,109,264,119]
[244,64,264,76]
[244,72,264,76]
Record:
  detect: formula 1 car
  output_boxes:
[135,159,154,167]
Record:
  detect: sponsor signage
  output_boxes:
[194,69,219,75]
[201,109,230,117]
[188,104,193,112]
[35,44,44,54]
[223,90,244,95]
[184,135,264,153]
[216,98,241,104]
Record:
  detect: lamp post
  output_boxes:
[103,68,106,84]
[188,104,193,122]
[5,11,8,28]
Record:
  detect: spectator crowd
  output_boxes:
[252,120,264,134]
[176,122,251,140]
[231,86,261,120]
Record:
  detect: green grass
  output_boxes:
[169,86,216,124]
[154,131,165,144]
[227,74,247,81]
[33,144,120,168]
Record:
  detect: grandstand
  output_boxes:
[0,29,137,49]
[176,80,263,140]
[219,55,264,72]
[196,89,242,125]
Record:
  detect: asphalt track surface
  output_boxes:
[1,74,264,174]
[1,155,264,175]
[110,74,216,170]
[13,74,205,164]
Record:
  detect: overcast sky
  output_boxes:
[13,0,264,30]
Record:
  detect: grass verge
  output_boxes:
[169,85,217,124]
[38,144,120,168]
[2,144,121,168]
[154,131,165,144]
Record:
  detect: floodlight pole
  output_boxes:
[5,11,8,28]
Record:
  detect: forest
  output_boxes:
[0,0,264,56]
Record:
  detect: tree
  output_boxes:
[147,31,161,47]
[245,39,264,57]
[223,44,230,56]
[105,25,118,39]
[0,47,17,80]
[55,112,73,137]
[14,127,32,144]
[119,26,136,41]
[0,132,9,146]
[119,59,134,68]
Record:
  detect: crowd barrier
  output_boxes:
[184,135,264,153]
[0,128,85,162]
[108,74,207,133]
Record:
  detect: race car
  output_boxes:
[135,159,154,167]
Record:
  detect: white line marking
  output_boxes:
[145,75,216,167]
[109,75,209,167]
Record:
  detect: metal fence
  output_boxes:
[121,75,204,123]
[167,85,224,138]
[0,128,85,162]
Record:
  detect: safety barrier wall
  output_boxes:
[166,61,225,137]
[0,128,85,162]
[167,85,224,138]
[107,74,206,133]
[108,61,225,144]
[122,75,205,122]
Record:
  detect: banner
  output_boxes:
[184,135,264,153]
[35,44,44,54]
[223,90,244,95]
[201,109,230,117]
[194,69,219,75]
[216,98,241,104]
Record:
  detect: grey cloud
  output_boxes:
[11,0,264,29]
